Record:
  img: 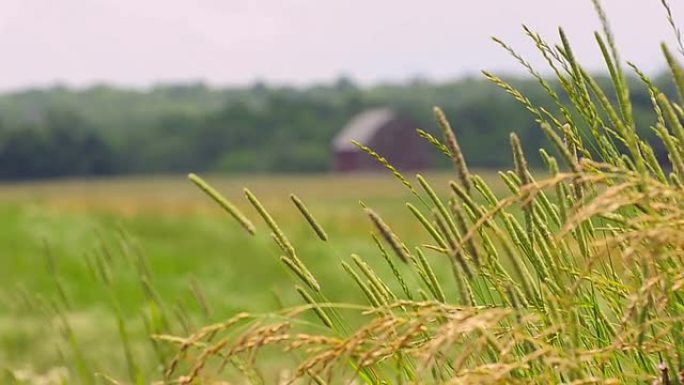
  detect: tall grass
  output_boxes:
[164,1,684,384]
[7,1,684,384]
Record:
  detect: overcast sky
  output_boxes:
[0,1,683,91]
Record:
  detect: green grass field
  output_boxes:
[6,4,684,382]
[0,171,504,380]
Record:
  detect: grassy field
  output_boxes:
[0,171,504,381]
[6,4,683,381]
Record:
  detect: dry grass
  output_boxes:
[0,172,486,217]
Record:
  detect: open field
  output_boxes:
[0,170,507,380]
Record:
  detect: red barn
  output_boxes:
[332,108,430,172]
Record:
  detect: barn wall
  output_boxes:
[332,113,431,172]
[334,150,363,172]
[367,117,430,171]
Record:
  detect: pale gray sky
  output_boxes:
[0,1,682,91]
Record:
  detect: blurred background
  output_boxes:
[0,0,682,177]
[2,0,684,379]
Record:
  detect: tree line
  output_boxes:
[0,75,672,179]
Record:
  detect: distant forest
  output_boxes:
[0,74,674,179]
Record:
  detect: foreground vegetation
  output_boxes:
[6,1,684,384]
[164,1,684,383]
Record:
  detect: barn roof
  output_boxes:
[332,108,397,151]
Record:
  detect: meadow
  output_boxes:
[0,171,499,381]
[5,2,684,384]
